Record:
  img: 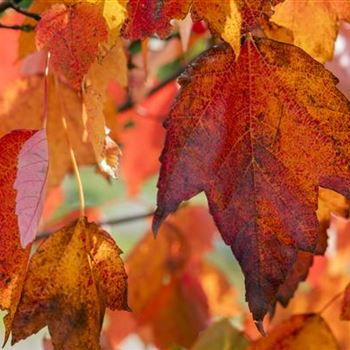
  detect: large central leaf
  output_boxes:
[153,37,350,322]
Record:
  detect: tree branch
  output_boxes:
[10,2,41,20]
[35,210,155,241]
[0,0,41,21]
[117,68,184,113]
[0,22,35,31]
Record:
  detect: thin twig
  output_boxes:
[54,76,86,217]
[36,210,155,241]
[0,23,34,31]
[8,2,41,20]
[117,68,183,113]
[42,52,51,128]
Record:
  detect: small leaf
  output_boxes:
[14,129,49,247]
[11,217,128,350]
[36,3,108,90]
[84,39,127,179]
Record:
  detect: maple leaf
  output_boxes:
[0,130,42,343]
[270,0,350,63]
[153,37,350,323]
[11,217,128,350]
[35,3,108,90]
[122,0,280,55]
[249,314,339,349]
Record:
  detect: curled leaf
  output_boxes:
[15,129,49,247]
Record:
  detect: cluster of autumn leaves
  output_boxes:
[1,0,350,349]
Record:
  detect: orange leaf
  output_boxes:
[36,3,108,90]
[249,314,339,349]
[11,217,128,349]
[199,262,242,318]
[153,37,350,323]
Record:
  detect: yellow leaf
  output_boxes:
[270,0,350,62]
[193,0,241,56]
[11,217,128,349]
[83,39,127,178]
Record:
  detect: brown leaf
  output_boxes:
[11,217,128,349]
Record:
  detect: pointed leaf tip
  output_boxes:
[152,209,165,237]
[255,320,266,337]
